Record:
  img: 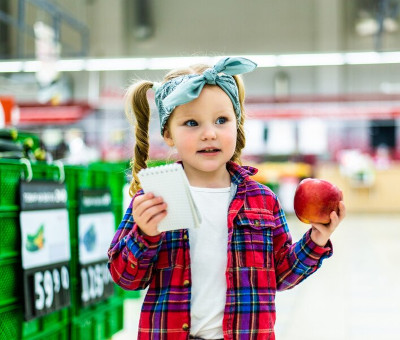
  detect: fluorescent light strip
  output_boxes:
[241,55,278,68]
[277,53,345,66]
[146,56,217,70]
[86,58,148,71]
[0,61,24,73]
[0,51,399,73]
[57,59,87,71]
[345,51,400,65]
[22,60,41,72]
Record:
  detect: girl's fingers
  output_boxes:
[140,203,167,225]
[132,193,153,209]
[330,210,339,225]
[311,222,326,234]
[311,202,346,245]
[312,216,335,233]
[148,210,168,225]
[134,194,164,217]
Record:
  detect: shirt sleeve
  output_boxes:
[107,192,164,290]
[271,195,333,291]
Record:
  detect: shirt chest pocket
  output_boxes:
[155,230,185,269]
[232,212,274,268]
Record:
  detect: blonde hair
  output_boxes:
[125,64,247,196]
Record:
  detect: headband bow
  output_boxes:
[154,57,257,134]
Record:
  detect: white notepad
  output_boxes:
[138,163,202,232]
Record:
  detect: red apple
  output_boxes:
[293,178,343,224]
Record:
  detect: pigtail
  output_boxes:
[231,74,246,165]
[125,80,154,196]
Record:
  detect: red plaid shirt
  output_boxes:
[108,162,333,339]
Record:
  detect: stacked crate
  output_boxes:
[0,156,162,339]
[66,162,126,339]
[0,159,70,340]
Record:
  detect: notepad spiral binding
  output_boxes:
[139,163,181,177]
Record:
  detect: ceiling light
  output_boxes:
[0,51,399,73]
[0,61,24,73]
[277,53,345,66]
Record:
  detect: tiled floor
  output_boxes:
[113,213,400,340]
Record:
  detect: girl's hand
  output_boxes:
[310,201,346,247]
[132,193,167,237]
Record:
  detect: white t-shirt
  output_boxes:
[188,186,231,339]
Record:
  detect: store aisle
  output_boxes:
[113,213,400,340]
[275,213,400,340]
[113,294,145,340]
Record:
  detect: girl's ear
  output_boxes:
[163,128,175,147]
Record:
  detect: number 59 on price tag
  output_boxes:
[20,182,71,320]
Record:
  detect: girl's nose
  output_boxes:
[200,125,217,140]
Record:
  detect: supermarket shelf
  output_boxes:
[17,102,93,125]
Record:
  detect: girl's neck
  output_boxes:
[183,163,231,188]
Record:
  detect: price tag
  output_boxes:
[78,189,115,307]
[20,181,71,320]
[24,264,70,317]
[80,261,114,304]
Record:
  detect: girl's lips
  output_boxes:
[197,148,221,153]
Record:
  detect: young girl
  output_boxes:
[108,57,346,340]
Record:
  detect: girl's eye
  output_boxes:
[216,117,227,124]
[184,120,198,127]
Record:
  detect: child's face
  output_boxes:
[163,85,237,182]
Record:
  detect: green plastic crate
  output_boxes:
[41,307,70,331]
[68,201,121,251]
[69,276,78,316]
[116,284,141,299]
[68,201,123,316]
[0,160,24,211]
[23,308,70,339]
[0,159,65,211]
[68,203,79,245]
[70,315,94,340]
[104,297,124,338]
[69,273,117,317]
[0,304,21,340]
[64,165,89,206]
[113,203,123,229]
[93,310,106,340]
[29,325,69,340]
[70,297,124,340]
[68,204,117,315]
[0,303,69,340]
[23,317,41,338]
[31,161,63,182]
[88,161,129,205]
[70,308,107,340]
[68,275,95,316]
[0,211,20,259]
[0,257,21,307]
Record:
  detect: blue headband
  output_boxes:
[154,57,257,134]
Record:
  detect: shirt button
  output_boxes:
[130,263,135,269]
[182,323,189,331]
[183,280,190,287]
[183,234,188,240]
[138,242,144,249]
[254,220,260,226]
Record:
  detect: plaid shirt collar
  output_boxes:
[176,160,258,185]
[226,161,258,185]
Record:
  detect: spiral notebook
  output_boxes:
[138,163,202,232]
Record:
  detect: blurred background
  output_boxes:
[0,0,400,339]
